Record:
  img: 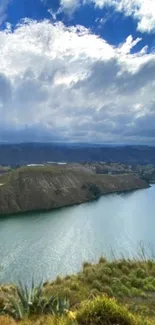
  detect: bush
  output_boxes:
[130,277,144,289]
[101,274,110,284]
[2,281,69,320]
[122,266,130,275]
[102,267,112,276]
[70,282,79,291]
[55,276,63,285]
[131,287,142,297]
[91,280,102,292]
[64,275,71,281]
[144,283,155,292]
[85,270,96,284]
[120,285,131,297]
[97,265,108,279]
[76,296,137,325]
[99,256,107,264]
[135,268,146,278]
[83,261,92,269]
[112,277,121,285]
[102,286,113,297]
[120,275,129,284]
[83,266,94,276]
[89,289,100,298]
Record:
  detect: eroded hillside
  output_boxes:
[0,166,148,215]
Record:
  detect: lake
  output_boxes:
[0,185,155,284]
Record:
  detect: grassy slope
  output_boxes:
[43,257,155,318]
[0,165,148,215]
[1,257,155,324]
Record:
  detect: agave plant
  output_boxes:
[2,279,69,320]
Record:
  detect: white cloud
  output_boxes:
[60,0,81,14]
[119,35,142,54]
[57,0,155,33]
[95,0,155,33]
[0,19,155,143]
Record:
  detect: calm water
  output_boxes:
[0,185,155,284]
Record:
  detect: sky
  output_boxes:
[0,0,155,144]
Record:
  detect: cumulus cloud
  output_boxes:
[0,19,155,143]
[56,0,155,33]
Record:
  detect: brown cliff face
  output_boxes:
[0,166,149,215]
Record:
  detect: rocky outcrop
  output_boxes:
[0,166,149,215]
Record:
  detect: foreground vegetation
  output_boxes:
[1,256,155,324]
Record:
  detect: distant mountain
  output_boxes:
[0,143,155,166]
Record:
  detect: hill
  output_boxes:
[0,165,148,215]
[0,143,155,166]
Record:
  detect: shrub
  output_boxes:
[61,288,72,299]
[101,275,110,284]
[112,277,121,285]
[55,276,62,285]
[144,283,155,292]
[144,276,154,284]
[119,285,131,297]
[102,286,113,297]
[126,281,131,288]
[116,261,125,270]
[83,261,92,269]
[91,280,102,292]
[147,260,154,269]
[85,271,96,284]
[120,275,129,285]
[122,266,130,275]
[70,282,79,291]
[135,268,146,278]
[117,291,124,298]
[76,296,137,325]
[83,266,94,276]
[64,275,71,281]
[2,281,69,320]
[88,289,100,299]
[131,287,142,297]
[140,292,147,299]
[130,277,144,289]
[102,267,112,276]
[99,256,107,264]
[0,295,5,309]
[97,265,108,279]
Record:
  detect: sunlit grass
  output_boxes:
[2,250,155,323]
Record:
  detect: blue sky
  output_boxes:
[0,0,155,144]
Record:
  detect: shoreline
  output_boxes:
[0,183,150,218]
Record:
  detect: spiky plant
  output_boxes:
[2,280,69,320]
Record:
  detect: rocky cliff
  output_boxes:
[0,166,149,215]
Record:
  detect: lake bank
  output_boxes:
[0,166,148,216]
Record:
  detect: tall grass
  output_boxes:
[1,280,69,320]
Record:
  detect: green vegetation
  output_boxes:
[1,280,68,320]
[1,257,155,324]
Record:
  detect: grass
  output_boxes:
[1,257,155,324]
[0,297,154,325]
[42,257,155,319]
